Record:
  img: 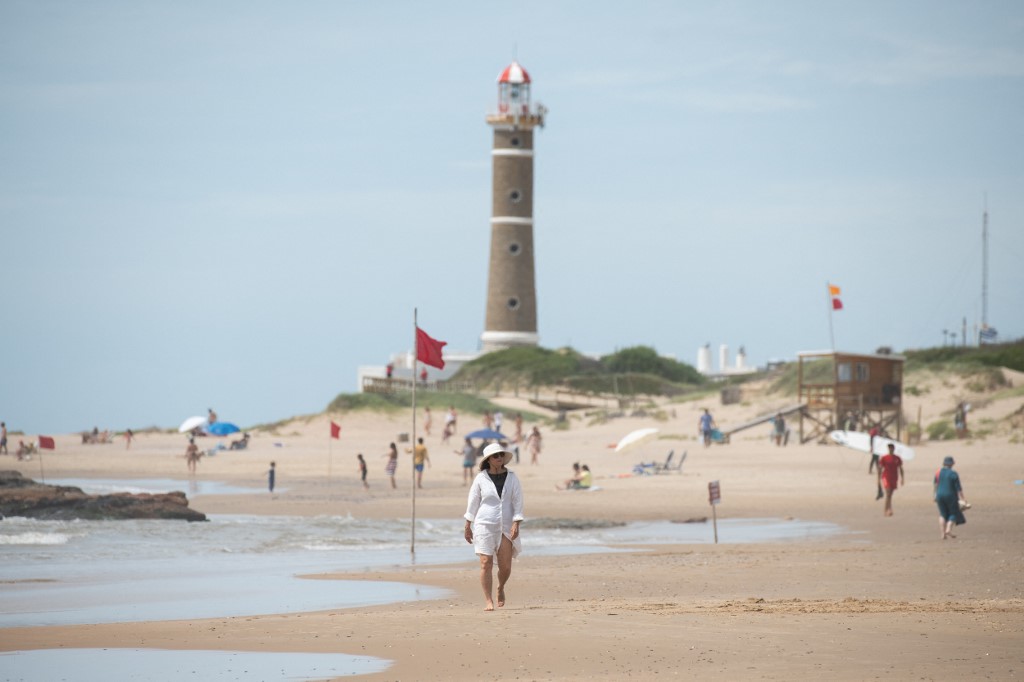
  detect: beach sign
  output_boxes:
[708,481,721,544]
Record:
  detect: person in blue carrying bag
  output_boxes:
[463,442,524,611]
[935,456,968,540]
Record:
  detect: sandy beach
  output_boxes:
[2,374,1022,680]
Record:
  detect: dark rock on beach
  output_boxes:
[0,470,207,522]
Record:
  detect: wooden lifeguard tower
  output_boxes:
[797,350,905,443]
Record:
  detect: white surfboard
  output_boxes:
[829,430,916,462]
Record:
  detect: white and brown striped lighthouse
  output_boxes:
[480,61,546,352]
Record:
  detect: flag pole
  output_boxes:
[827,282,836,351]
[411,307,418,556]
[327,425,332,499]
[38,442,45,484]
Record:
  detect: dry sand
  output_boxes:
[2,379,1022,680]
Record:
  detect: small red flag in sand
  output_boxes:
[416,327,447,369]
[330,421,341,439]
[38,436,55,450]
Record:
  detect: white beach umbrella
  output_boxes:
[614,428,659,453]
[178,416,207,433]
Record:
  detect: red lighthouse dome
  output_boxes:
[497,61,531,84]
[495,61,533,117]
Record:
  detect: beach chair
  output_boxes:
[651,450,675,473]
[632,450,674,476]
[657,450,686,474]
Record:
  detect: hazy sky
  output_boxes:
[2,1,1022,435]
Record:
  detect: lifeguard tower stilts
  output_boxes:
[797,350,905,443]
[480,61,546,352]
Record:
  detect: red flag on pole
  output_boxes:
[330,421,341,439]
[38,436,55,450]
[832,297,843,310]
[416,327,447,369]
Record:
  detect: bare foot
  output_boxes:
[497,586,505,608]
[484,601,494,612]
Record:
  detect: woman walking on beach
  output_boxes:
[526,426,542,465]
[935,456,967,539]
[185,439,201,474]
[464,442,524,611]
[384,442,398,489]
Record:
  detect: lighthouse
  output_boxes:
[480,61,546,351]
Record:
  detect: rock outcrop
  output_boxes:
[0,471,207,522]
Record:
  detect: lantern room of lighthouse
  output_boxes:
[480,61,546,352]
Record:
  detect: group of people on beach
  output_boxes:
[1,421,35,461]
[866,429,969,539]
[556,461,592,490]
[370,437,431,491]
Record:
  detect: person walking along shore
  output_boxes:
[464,442,524,611]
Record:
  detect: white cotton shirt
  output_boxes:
[464,469,524,558]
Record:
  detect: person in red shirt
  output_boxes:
[877,442,904,517]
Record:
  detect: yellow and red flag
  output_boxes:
[828,283,843,310]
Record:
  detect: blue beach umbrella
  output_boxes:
[206,421,241,436]
[465,428,506,441]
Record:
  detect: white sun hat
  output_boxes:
[482,442,514,465]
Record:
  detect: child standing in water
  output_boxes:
[357,453,369,490]
[268,461,276,493]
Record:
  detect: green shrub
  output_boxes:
[455,346,595,386]
[600,346,704,384]
[964,367,1009,393]
[451,344,706,398]
[325,391,545,422]
[905,340,1024,373]
[926,420,957,441]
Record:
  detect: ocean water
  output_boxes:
[0,512,843,628]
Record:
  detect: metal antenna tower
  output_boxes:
[982,194,989,329]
